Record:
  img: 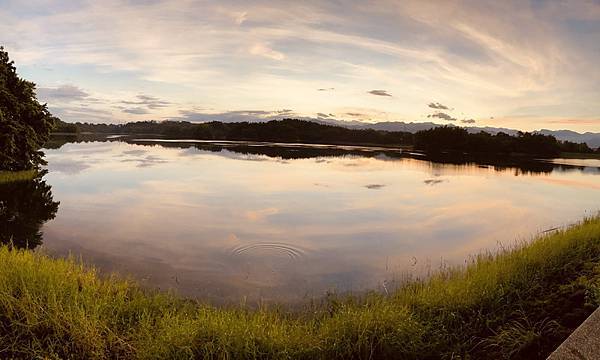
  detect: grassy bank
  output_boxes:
[1,218,599,359]
[0,170,37,184]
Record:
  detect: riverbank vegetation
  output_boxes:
[1,217,599,359]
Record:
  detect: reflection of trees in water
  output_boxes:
[44,133,116,149]
[45,134,598,176]
[0,172,59,249]
[144,141,590,175]
[178,143,564,175]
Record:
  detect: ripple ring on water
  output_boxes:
[230,243,307,260]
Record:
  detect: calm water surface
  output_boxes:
[4,138,600,303]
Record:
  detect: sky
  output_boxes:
[1,0,599,132]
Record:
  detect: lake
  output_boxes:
[3,136,600,303]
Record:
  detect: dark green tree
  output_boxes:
[0,46,57,170]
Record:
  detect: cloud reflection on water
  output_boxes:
[39,140,600,303]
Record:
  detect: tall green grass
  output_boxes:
[0,170,37,184]
[1,217,599,359]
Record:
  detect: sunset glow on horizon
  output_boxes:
[2,0,599,132]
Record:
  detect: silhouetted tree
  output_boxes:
[559,140,594,153]
[414,126,563,157]
[0,47,57,170]
[414,126,470,153]
[0,172,59,249]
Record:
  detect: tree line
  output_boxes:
[412,126,599,157]
[55,118,414,146]
[56,118,598,158]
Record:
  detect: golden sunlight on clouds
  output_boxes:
[0,0,598,131]
[249,43,286,61]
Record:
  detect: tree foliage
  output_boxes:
[53,119,78,133]
[0,47,57,170]
[65,119,415,146]
[66,119,595,157]
[413,126,592,157]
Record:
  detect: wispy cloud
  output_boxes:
[368,90,392,97]
[37,85,89,102]
[174,109,302,123]
[50,105,114,124]
[428,112,456,121]
[121,94,171,109]
[249,43,285,61]
[345,112,368,118]
[428,102,449,110]
[122,107,150,115]
[1,0,598,131]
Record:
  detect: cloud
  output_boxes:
[37,85,89,102]
[49,105,114,123]
[122,107,150,115]
[364,184,385,189]
[114,94,172,115]
[174,109,307,123]
[428,102,449,110]
[2,1,599,131]
[345,112,368,118]
[317,88,335,91]
[249,43,285,61]
[461,119,476,124]
[35,87,173,121]
[121,94,170,109]
[546,118,600,125]
[428,112,457,121]
[173,108,347,124]
[368,90,392,97]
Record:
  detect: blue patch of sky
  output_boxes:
[564,19,600,51]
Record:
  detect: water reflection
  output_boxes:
[46,134,600,175]
[0,172,59,249]
[33,136,600,303]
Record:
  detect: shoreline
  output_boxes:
[0,216,598,358]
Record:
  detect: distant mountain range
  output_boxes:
[318,119,600,148]
[534,129,600,148]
